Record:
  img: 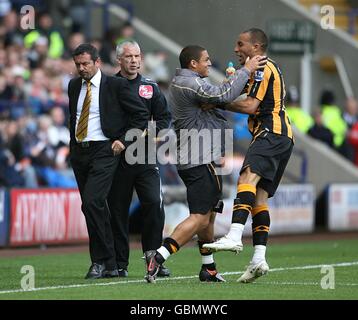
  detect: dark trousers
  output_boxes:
[70,141,119,270]
[108,161,165,269]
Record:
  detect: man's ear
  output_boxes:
[189,59,197,69]
[253,43,260,53]
[95,57,102,67]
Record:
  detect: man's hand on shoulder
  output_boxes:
[244,55,267,74]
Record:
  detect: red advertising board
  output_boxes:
[10,189,88,246]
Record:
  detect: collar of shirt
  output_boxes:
[82,69,101,87]
[175,68,201,78]
[116,71,142,83]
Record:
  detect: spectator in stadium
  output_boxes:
[0,72,13,101]
[107,40,172,278]
[0,9,24,48]
[27,35,49,69]
[0,49,7,70]
[116,21,136,46]
[29,114,75,187]
[348,120,358,166]
[285,85,313,133]
[47,75,68,107]
[343,97,358,163]
[24,11,65,59]
[143,50,170,85]
[93,37,118,67]
[63,32,86,59]
[0,133,25,187]
[2,119,38,187]
[145,44,266,283]
[47,106,71,171]
[68,43,147,279]
[319,89,347,155]
[24,68,51,115]
[343,97,358,128]
[308,108,334,148]
[48,106,70,147]
[204,28,294,284]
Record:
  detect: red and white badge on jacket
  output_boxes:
[139,85,153,99]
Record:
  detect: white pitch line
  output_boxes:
[0,261,358,295]
[222,261,358,276]
[259,281,358,287]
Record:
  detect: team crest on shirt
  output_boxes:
[139,85,153,99]
[254,70,264,82]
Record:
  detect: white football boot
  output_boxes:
[203,235,243,254]
[237,260,269,283]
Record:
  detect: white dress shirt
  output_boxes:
[75,69,108,142]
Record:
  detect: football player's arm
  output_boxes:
[224,97,260,114]
[225,66,271,114]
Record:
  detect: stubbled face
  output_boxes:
[73,53,99,80]
[193,50,212,77]
[117,44,141,79]
[234,32,256,66]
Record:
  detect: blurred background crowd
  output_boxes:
[0,0,175,188]
[0,0,358,190]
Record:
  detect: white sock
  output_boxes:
[157,246,171,261]
[226,223,244,242]
[252,245,266,264]
[202,254,214,265]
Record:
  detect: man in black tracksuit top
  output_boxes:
[107,40,172,278]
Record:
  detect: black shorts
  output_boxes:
[241,132,294,197]
[178,163,222,215]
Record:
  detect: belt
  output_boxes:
[74,140,108,148]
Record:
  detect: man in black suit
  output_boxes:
[68,43,147,279]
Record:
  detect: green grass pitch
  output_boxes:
[0,238,358,300]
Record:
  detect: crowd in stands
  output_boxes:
[286,86,358,167]
[1,3,358,189]
[0,3,177,188]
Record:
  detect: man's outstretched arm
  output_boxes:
[225,96,261,114]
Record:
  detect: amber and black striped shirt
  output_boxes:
[247,58,293,140]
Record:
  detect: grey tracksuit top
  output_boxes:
[168,67,251,170]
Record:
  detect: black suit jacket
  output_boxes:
[68,73,148,147]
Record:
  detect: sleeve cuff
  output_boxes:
[240,67,251,77]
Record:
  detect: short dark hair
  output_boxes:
[179,45,206,69]
[72,43,99,62]
[243,28,268,51]
[320,90,335,105]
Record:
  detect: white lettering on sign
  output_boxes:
[67,192,88,239]
[11,192,71,243]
